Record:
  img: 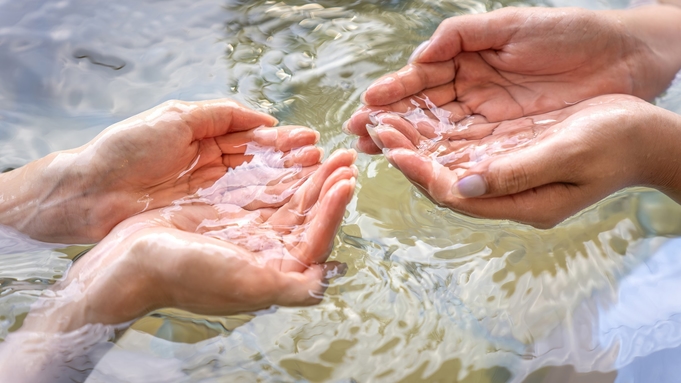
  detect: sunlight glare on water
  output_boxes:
[1,0,681,382]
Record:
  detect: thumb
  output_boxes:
[273,263,346,307]
[452,145,572,198]
[415,9,519,63]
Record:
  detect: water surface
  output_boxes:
[1,0,681,382]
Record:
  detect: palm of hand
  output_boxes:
[77,99,321,239]
[73,148,357,322]
[348,7,646,154]
[163,147,357,270]
[369,94,646,227]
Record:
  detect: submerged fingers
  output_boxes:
[222,145,323,169]
[216,125,320,154]
[270,149,356,223]
[282,177,356,272]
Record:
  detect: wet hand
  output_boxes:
[346,6,681,154]
[24,149,357,330]
[52,99,322,242]
[368,95,681,228]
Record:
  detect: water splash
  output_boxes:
[370,95,551,169]
[162,142,308,264]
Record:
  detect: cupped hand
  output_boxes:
[367,95,681,228]
[346,6,681,154]
[58,99,322,242]
[25,149,357,331]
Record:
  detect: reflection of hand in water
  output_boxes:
[346,5,681,154]
[0,149,357,382]
[368,95,681,228]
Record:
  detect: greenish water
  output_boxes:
[2,0,681,382]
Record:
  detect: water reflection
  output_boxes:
[1,0,681,382]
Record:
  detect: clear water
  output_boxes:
[2,0,681,382]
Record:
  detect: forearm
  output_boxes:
[0,323,120,383]
[0,234,155,382]
[0,150,97,243]
[604,5,681,99]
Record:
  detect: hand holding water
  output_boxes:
[1,148,357,381]
[0,99,322,243]
[346,5,681,154]
[33,148,356,328]
[369,95,681,228]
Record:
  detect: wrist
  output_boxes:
[21,228,163,333]
[80,231,166,326]
[636,104,681,201]
[0,151,80,243]
[603,5,681,100]
[0,146,130,243]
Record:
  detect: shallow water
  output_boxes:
[2,0,681,382]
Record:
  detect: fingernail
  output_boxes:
[367,77,395,90]
[382,148,401,171]
[408,40,430,64]
[341,120,351,134]
[366,126,384,150]
[452,174,486,198]
[288,127,309,139]
[360,91,367,104]
[320,262,348,280]
[254,127,278,142]
[349,148,358,162]
[294,145,319,160]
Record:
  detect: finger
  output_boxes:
[178,99,278,140]
[345,106,401,137]
[318,165,357,202]
[414,9,517,63]
[369,125,419,151]
[237,167,318,210]
[266,163,318,187]
[283,146,324,167]
[222,146,323,169]
[378,83,463,120]
[370,114,485,165]
[199,164,319,210]
[269,149,357,226]
[288,177,356,269]
[272,264,331,307]
[438,183,595,229]
[450,138,575,199]
[345,103,445,139]
[362,61,456,106]
[354,136,382,155]
[384,148,459,204]
[215,126,320,154]
[371,113,424,146]
[246,165,319,210]
[345,97,470,140]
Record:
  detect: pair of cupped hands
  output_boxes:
[348,5,681,228]
[25,5,681,331]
